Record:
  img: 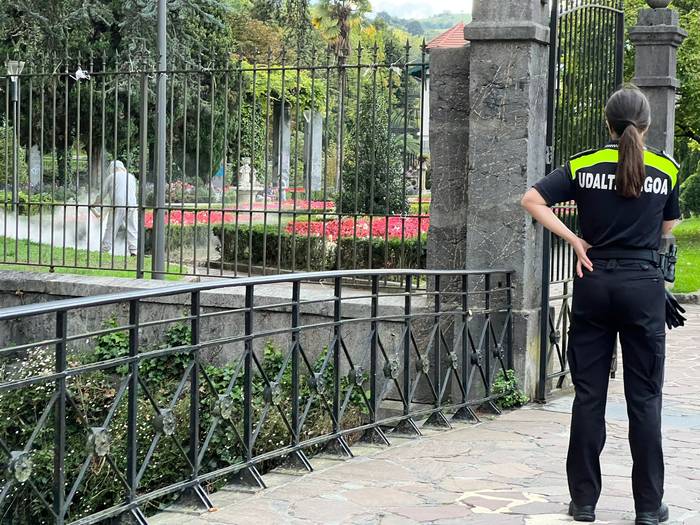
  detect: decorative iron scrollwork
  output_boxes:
[348,367,365,386]
[155,408,176,436]
[7,451,32,483]
[448,351,459,370]
[494,344,505,359]
[549,329,561,345]
[309,373,326,395]
[264,382,283,405]
[214,395,234,420]
[416,355,430,374]
[383,358,399,379]
[87,427,111,457]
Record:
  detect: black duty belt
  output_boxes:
[587,247,661,265]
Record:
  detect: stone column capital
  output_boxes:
[629,8,688,47]
[465,0,550,45]
[464,21,550,45]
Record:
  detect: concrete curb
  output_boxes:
[673,292,700,305]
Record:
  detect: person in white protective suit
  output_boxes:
[91,160,138,256]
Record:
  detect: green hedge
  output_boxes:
[213,223,426,271]
[144,223,214,254]
[0,190,54,216]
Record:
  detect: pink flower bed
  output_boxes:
[144,200,335,228]
[285,216,430,241]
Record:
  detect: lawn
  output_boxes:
[0,237,183,280]
[672,217,700,294]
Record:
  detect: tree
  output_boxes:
[312,0,370,192]
[282,0,312,55]
[405,20,423,36]
[624,0,700,181]
[250,0,282,22]
[0,0,238,186]
[680,170,700,217]
[338,80,406,215]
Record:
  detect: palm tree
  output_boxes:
[313,0,370,192]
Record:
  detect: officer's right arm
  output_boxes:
[522,166,592,276]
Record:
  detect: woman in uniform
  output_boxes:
[521,86,680,525]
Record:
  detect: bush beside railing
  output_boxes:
[213,224,426,271]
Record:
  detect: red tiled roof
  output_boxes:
[426,23,467,50]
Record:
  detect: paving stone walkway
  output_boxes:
[153,305,700,525]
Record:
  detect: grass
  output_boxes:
[0,237,183,280]
[672,217,700,294]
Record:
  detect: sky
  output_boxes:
[368,0,473,20]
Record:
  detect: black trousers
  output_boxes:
[567,258,666,513]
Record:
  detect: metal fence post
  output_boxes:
[53,311,67,525]
[152,0,167,279]
[126,300,146,524]
[137,70,148,278]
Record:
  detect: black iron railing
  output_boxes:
[0,268,513,524]
[0,44,430,280]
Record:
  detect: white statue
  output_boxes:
[237,157,261,190]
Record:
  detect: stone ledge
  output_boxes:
[629,25,688,46]
[464,22,550,45]
[633,76,681,89]
[0,270,413,320]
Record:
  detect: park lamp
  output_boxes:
[6,60,24,103]
[6,60,25,82]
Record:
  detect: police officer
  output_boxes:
[521,86,680,525]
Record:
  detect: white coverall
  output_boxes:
[98,161,138,254]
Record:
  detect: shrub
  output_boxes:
[0,323,366,523]
[0,190,54,215]
[214,223,334,271]
[680,173,700,217]
[492,369,529,409]
[337,83,407,216]
[213,223,427,271]
[144,222,215,254]
[0,126,29,189]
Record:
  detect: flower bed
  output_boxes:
[284,216,430,241]
[144,200,335,228]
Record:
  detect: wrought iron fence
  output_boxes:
[0,268,513,524]
[0,45,430,280]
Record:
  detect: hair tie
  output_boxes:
[620,119,637,129]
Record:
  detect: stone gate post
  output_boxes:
[464,0,550,395]
[629,4,687,155]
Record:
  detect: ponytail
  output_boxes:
[616,123,646,198]
[604,85,651,199]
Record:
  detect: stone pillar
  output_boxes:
[272,102,291,199]
[629,7,687,155]
[303,110,323,194]
[464,0,550,396]
[426,46,470,274]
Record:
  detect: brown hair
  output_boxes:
[604,86,651,198]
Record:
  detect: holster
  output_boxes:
[659,244,677,283]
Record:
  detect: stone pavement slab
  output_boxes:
[151,306,700,525]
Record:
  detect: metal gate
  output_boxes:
[537,0,625,402]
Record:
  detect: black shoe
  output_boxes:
[568,501,595,522]
[636,503,669,525]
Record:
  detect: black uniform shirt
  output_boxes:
[533,143,680,251]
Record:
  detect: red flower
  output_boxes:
[285,216,429,241]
